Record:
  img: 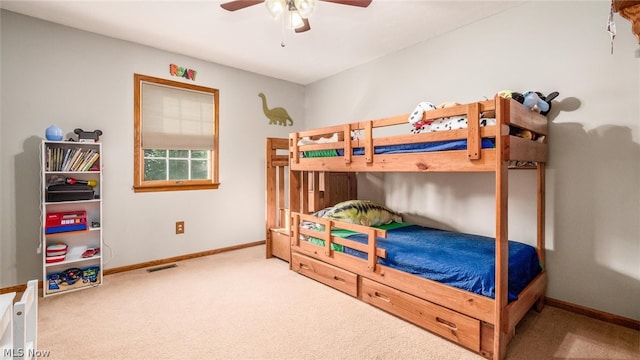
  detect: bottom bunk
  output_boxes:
[289,209,546,359]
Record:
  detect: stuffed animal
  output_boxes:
[535,91,559,116]
[409,101,466,134]
[521,91,550,113]
[498,90,559,116]
[408,101,437,126]
[74,128,103,142]
[497,90,514,99]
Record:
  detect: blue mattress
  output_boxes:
[303,139,495,158]
[337,224,542,301]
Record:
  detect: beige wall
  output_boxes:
[305,1,639,320]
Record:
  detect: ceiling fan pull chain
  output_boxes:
[281,13,287,47]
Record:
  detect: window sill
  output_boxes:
[133,182,220,193]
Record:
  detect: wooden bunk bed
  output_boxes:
[285,96,548,360]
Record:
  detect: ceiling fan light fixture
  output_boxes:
[265,0,286,19]
[294,0,316,18]
[221,0,370,37]
[288,10,305,29]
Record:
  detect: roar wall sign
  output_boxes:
[169,64,197,81]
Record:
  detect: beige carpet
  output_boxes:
[37,245,639,360]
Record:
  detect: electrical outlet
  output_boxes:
[176,221,185,234]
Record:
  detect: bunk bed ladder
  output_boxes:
[494,97,509,360]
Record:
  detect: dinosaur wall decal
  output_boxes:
[259,92,293,126]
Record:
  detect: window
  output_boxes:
[133,74,219,192]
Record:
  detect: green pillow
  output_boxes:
[322,200,402,227]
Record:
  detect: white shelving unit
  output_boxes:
[40,140,103,297]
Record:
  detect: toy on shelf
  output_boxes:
[45,125,63,141]
[45,243,68,263]
[81,266,100,283]
[65,177,97,187]
[45,210,87,234]
[73,128,103,142]
[81,247,100,258]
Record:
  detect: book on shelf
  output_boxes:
[78,151,99,171]
[46,146,100,172]
[68,148,85,171]
[62,148,80,171]
[60,148,71,171]
[73,150,93,171]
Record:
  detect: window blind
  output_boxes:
[141,82,214,150]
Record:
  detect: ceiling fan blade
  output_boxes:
[294,18,311,33]
[318,0,372,7]
[220,0,263,11]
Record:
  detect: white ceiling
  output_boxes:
[1,0,525,85]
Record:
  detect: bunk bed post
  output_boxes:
[289,133,301,265]
[494,97,509,360]
[344,124,352,164]
[278,166,285,226]
[289,169,301,270]
[289,133,302,213]
[466,102,481,160]
[266,138,276,258]
[312,171,321,211]
[536,162,547,311]
[301,171,310,214]
[536,162,546,266]
[364,121,373,164]
[289,170,302,218]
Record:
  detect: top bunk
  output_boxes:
[289,96,548,173]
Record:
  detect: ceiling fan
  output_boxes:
[220,0,372,33]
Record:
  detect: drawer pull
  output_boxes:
[374,291,391,302]
[436,317,458,330]
[299,263,310,270]
[333,276,345,283]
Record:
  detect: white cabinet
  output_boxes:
[40,140,103,297]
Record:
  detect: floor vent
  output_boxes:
[146,264,177,273]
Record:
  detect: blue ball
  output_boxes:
[45,125,63,141]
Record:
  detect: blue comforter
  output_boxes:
[341,224,541,301]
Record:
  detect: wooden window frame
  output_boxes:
[133,73,220,193]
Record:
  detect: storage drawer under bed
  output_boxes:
[360,277,481,353]
[291,252,358,298]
